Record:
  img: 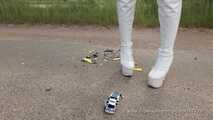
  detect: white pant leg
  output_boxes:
[117,0,136,76]
[158,0,182,55]
[148,0,182,88]
[117,0,136,47]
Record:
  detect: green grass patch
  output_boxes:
[0,0,212,27]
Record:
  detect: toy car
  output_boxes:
[104,91,122,114]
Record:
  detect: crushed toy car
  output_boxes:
[104,91,123,114]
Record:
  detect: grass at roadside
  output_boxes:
[0,0,212,27]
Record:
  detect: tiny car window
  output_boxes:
[108,104,115,108]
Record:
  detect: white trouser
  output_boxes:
[157,0,182,55]
[117,0,182,79]
[117,0,136,76]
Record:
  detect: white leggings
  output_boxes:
[117,0,182,55]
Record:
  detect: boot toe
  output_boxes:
[121,63,134,77]
[148,69,166,88]
[122,66,133,77]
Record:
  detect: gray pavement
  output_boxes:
[0,26,213,120]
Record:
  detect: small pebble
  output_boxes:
[45,87,52,92]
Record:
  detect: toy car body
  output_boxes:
[104,91,122,114]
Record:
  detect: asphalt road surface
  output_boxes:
[0,25,212,120]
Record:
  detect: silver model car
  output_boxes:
[104,91,122,114]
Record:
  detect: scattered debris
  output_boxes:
[104,48,114,53]
[104,49,120,61]
[82,49,143,72]
[82,57,93,64]
[112,57,120,61]
[104,91,123,114]
[133,67,143,72]
[82,48,120,64]
[82,50,98,64]
[89,50,99,58]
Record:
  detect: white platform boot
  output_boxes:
[148,0,182,88]
[117,0,136,77]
